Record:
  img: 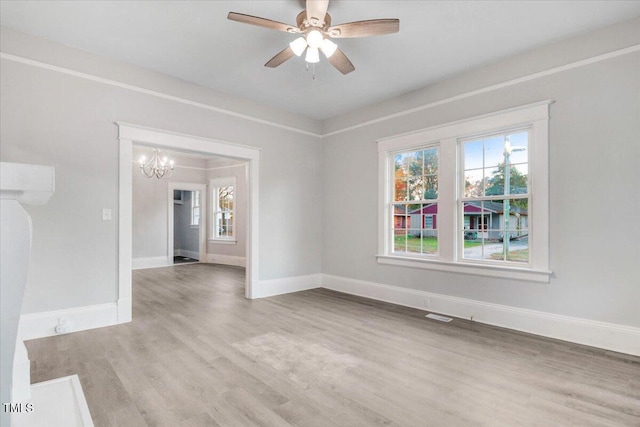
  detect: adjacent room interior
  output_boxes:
[1,1,639,426]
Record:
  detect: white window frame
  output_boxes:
[377,101,552,283]
[389,144,440,257]
[190,191,200,227]
[209,176,236,244]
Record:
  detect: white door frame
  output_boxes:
[117,122,260,323]
[168,183,207,264]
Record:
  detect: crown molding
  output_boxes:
[0,52,323,138]
[3,43,638,139]
[322,44,640,137]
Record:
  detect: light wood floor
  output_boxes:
[26,264,639,426]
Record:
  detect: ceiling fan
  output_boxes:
[228,0,399,75]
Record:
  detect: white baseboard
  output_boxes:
[19,303,119,340]
[175,249,200,260]
[20,273,638,356]
[321,274,640,356]
[253,274,322,299]
[132,256,172,270]
[206,253,246,267]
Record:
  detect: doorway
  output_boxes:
[168,183,207,266]
[173,190,200,264]
[117,123,260,324]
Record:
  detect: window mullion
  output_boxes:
[437,138,456,262]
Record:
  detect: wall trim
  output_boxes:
[321,274,640,357]
[206,253,246,267]
[3,44,638,140]
[0,52,322,138]
[132,256,172,270]
[18,274,639,355]
[19,303,118,340]
[322,44,640,137]
[253,274,322,299]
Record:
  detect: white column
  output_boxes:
[0,162,54,427]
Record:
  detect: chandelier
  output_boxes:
[139,149,174,179]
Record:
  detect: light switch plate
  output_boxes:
[102,208,112,221]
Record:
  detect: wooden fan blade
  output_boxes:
[306,0,329,26]
[265,47,295,68]
[328,48,355,75]
[327,19,399,38]
[228,12,298,33]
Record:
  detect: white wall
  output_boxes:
[0,27,323,314]
[132,148,207,259]
[321,18,640,328]
[1,16,638,350]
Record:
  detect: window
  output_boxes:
[392,147,439,255]
[377,101,551,282]
[210,177,236,242]
[461,130,529,264]
[190,191,200,226]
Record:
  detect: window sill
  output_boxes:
[376,255,551,283]
[208,239,237,245]
[189,224,199,229]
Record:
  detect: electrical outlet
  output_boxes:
[55,317,71,333]
[424,298,431,308]
[55,323,71,334]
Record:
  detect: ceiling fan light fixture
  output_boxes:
[306,30,323,49]
[289,37,307,56]
[305,46,320,63]
[320,38,337,58]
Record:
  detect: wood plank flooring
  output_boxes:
[26,264,640,426]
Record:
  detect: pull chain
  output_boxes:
[305,62,317,80]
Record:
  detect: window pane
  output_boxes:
[421,230,437,254]
[505,235,528,263]
[393,204,408,231]
[423,148,438,174]
[394,178,407,201]
[463,139,483,170]
[507,131,528,164]
[506,163,528,195]
[421,202,438,254]
[394,147,438,203]
[408,177,424,201]
[423,175,438,199]
[390,147,438,258]
[485,166,503,196]
[218,187,234,211]
[484,135,505,168]
[464,169,484,198]
[462,198,529,263]
[407,230,421,253]
[406,150,423,177]
[393,233,406,253]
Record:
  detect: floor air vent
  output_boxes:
[425,313,453,322]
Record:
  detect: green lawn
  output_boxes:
[394,235,484,254]
[490,248,529,262]
[394,235,437,253]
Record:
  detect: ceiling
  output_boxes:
[2,1,639,120]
